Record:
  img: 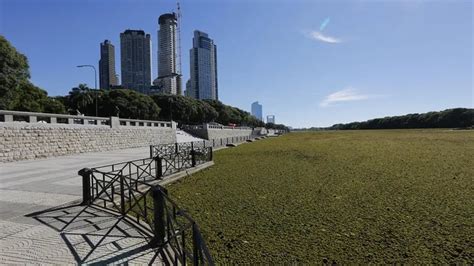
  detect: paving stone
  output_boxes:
[0,147,169,264]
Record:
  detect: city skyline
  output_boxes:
[1,0,472,127]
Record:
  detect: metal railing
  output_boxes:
[150,135,254,159]
[77,148,214,265]
[182,123,252,130]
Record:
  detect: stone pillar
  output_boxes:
[78,168,92,205]
[4,114,13,122]
[50,117,57,124]
[110,116,120,129]
[29,116,37,123]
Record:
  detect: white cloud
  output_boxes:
[320,88,376,107]
[306,31,341,44]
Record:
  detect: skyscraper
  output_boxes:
[251,101,263,121]
[267,115,275,124]
[99,40,118,89]
[188,30,218,100]
[120,30,152,94]
[153,13,181,95]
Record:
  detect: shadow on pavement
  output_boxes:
[26,203,165,265]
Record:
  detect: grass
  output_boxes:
[165,130,474,263]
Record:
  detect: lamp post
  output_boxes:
[76,65,98,116]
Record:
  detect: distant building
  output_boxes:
[153,13,181,95]
[251,101,263,121]
[267,115,275,124]
[188,30,218,100]
[99,40,118,89]
[120,29,152,94]
[185,79,192,97]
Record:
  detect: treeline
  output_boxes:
[1,35,288,130]
[53,86,268,127]
[329,108,473,130]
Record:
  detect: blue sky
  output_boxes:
[1,0,472,127]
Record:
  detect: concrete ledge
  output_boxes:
[159,161,215,186]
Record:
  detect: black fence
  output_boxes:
[78,147,214,265]
[150,135,253,159]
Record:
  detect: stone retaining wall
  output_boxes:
[0,122,176,162]
[184,125,253,140]
[206,128,253,140]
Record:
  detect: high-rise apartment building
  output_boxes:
[99,40,118,89]
[267,115,275,124]
[153,13,181,95]
[188,30,218,100]
[120,30,152,94]
[251,101,263,121]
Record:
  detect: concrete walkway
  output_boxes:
[0,146,166,264]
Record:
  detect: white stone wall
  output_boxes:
[0,122,176,162]
[206,128,253,140]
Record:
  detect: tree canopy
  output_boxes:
[0,35,65,113]
[151,94,218,124]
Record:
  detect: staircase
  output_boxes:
[176,129,205,143]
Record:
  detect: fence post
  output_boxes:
[120,175,125,215]
[212,139,215,147]
[203,140,206,148]
[175,143,179,154]
[4,114,13,122]
[155,156,163,179]
[209,147,213,161]
[152,186,166,247]
[78,168,92,205]
[191,150,196,167]
[149,145,153,158]
[192,223,200,266]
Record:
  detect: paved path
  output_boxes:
[0,146,166,264]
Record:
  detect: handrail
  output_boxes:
[182,123,252,130]
[150,136,254,158]
[78,146,215,265]
[0,110,110,121]
[0,109,174,129]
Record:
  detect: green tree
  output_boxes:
[100,89,160,120]
[67,84,96,114]
[0,35,30,109]
[0,35,67,113]
[152,95,218,124]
